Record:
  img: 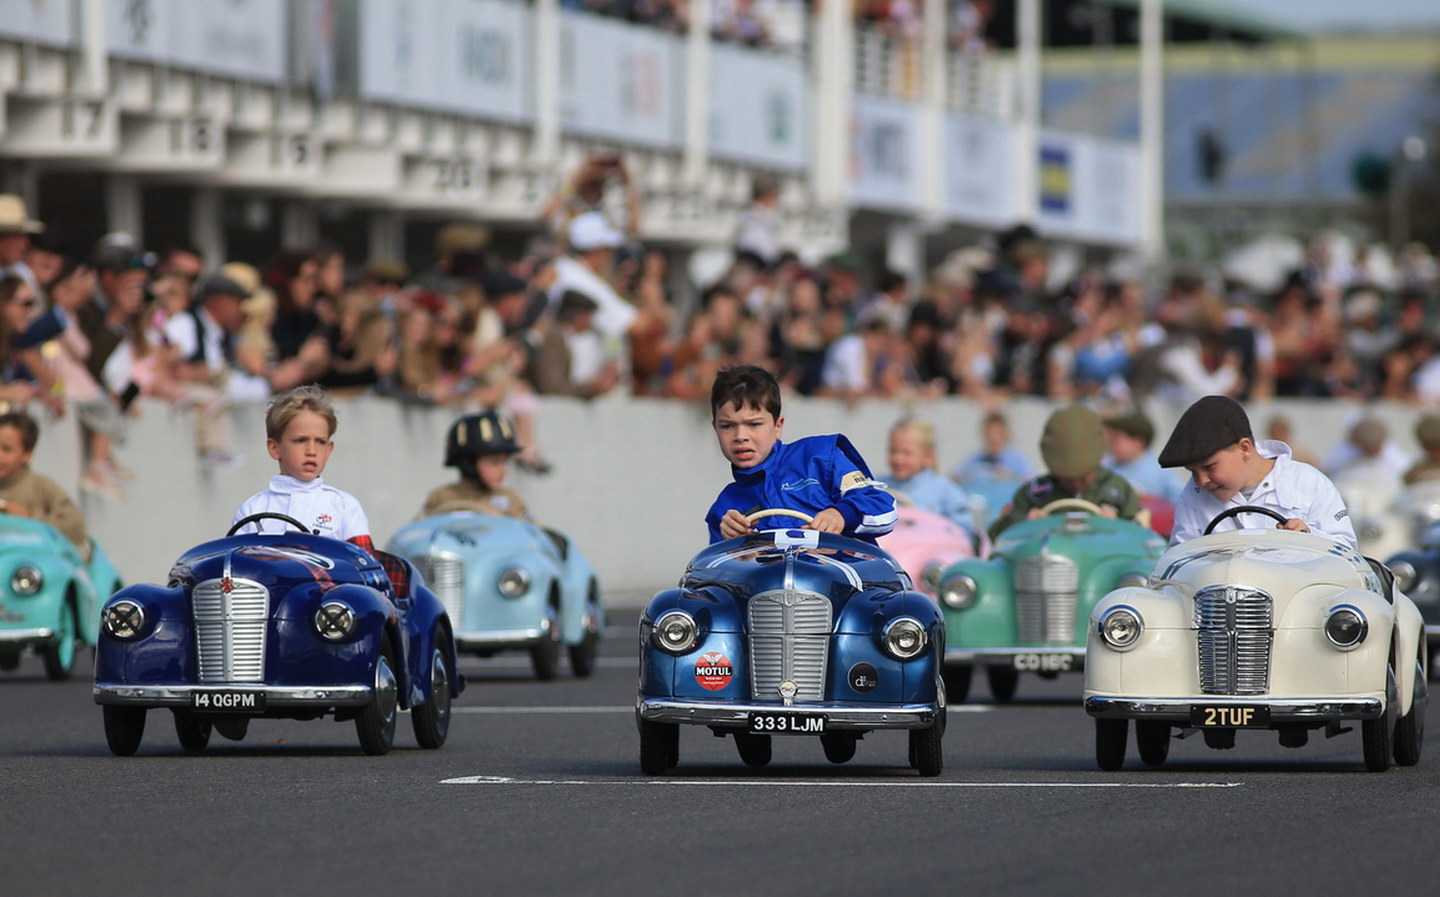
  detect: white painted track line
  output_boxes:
[452,705,995,714]
[441,775,1243,789]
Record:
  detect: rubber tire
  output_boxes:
[1363,665,1397,772]
[734,731,772,768]
[909,723,943,776]
[569,598,601,678]
[173,710,213,752]
[1394,658,1426,767]
[639,719,678,775]
[0,649,19,671]
[942,665,972,703]
[821,733,858,764]
[355,643,399,756]
[42,601,77,681]
[103,705,147,756]
[530,604,561,681]
[1095,718,1128,771]
[987,666,1019,703]
[1135,721,1171,766]
[412,631,455,750]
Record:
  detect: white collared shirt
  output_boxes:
[232,475,371,542]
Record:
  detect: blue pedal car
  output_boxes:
[93,512,461,755]
[636,510,946,775]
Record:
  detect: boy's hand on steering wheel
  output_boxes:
[1278,518,1310,533]
[805,508,845,534]
[719,509,755,540]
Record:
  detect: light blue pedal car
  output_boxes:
[387,510,602,680]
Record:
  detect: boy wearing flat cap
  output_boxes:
[1159,395,1357,549]
[987,405,1142,541]
[1102,410,1185,503]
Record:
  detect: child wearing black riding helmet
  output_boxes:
[420,410,529,519]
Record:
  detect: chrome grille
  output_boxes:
[1194,585,1273,695]
[416,555,464,628]
[747,589,832,702]
[1014,554,1079,644]
[193,577,269,683]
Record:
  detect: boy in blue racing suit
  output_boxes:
[706,364,897,544]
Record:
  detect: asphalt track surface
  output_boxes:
[4,611,1439,897]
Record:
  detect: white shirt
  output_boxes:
[1169,439,1357,551]
[163,308,227,375]
[820,333,867,393]
[232,475,371,542]
[547,256,637,341]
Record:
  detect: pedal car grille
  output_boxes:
[747,589,832,702]
[193,577,269,683]
[1015,554,1079,644]
[1194,585,1273,695]
[416,555,464,628]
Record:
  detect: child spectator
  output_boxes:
[1157,395,1357,550]
[706,364,897,543]
[231,386,376,555]
[1101,410,1185,503]
[884,416,977,539]
[1403,413,1440,486]
[988,405,1143,541]
[420,411,529,519]
[950,409,1032,483]
[0,410,90,559]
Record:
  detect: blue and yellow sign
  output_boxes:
[1039,144,1072,213]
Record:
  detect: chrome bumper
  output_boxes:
[455,627,545,650]
[93,683,373,708]
[1426,624,1440,639]
[637,697,939,731]
[0,627,55,645]
[946,646,1084,669]
[1084,696,1384,722]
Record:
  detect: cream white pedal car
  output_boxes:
[1084,506,1427,772]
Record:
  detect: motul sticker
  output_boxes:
[694,652,734,690]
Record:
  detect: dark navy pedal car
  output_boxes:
[93,513,461,756]
[637,510,946,775]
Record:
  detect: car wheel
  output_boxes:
[1135,721,1170,766]
[1429,647,1439,683]
[412,631,455,750]
[1394,656,1427,767]
[821,732,857,764]
[942,665,972,703]
[987,667,1019,703]
[42,600,78,681]
[639,719,678,775]
[355,642,399,756]
[173,710,213,752]
[0,648,19,671]
[1362,664,1397,772]
[530,603,562,681]
[1095,718,1127,771]
[103,706,147,756]
[569,596,601,678]
[734,732,772,768]
[909,722,943,776]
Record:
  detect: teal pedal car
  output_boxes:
[935,499,1164,702]
[0,515,121,679]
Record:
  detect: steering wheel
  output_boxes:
[228,512,312,537]
[745,508,815,526]
[1038,498,1108,517]
[1202,505,1289,535]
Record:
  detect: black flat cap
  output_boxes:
[1158,395,1253,468]
[196,274,250,300]
[1103,410,1155,446]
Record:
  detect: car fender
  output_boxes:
[94,584,190,682]
[937,557,1014,646]
[1393,591,1426,714]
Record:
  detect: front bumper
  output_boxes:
[637,697,939,731]
[1084,696,1384,723]
[455,626,546,651]
[93,683,373,708]
[946,646,1084,672]
[0,627,55,647]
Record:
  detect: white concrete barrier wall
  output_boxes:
[30,394,1428,602]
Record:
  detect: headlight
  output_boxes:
[652,610,697,654]
[314,600,357,641]
[497,567,531,598]
[103,599,145,639]
[921,562,945,592]
[11,565,42,595]
[939,574,977,610]
[884,617,928,659]
[1390,560,1417,593]
[1324,605,1368,649]
[1115,573,1149,590]
[1099,606,1143,650]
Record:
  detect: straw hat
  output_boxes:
[0,195,44,234]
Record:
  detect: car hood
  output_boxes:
[388,511,550,558]
[682,530,907,611]
[168,533,387,598]
[1152,530,1375,602]
[992,514,1165,563]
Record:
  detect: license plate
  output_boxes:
[190,690,267,713]
[1012,653,1074,672]
[1189,705,1270,728]
[747,711,827,735]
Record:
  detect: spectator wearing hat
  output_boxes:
[539,151,641,249]
[1158,395,1356,549]
[1102,410,1185,503]
[546,211,640,350]
[528,290,620,398]
[1324,414,1412,480]
[987,404,1143,541]
[163,274,256,468]
[1404,414,1440,486]
[0,194,45,301]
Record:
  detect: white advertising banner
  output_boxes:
[0,0,72,46]
[1036,130,1142,246]
[359,0,530,122]
[559,12,680,148]
[943,114,1017,227]
[707,45,806,171]
[106,0,287,82]
[849,96,922,212]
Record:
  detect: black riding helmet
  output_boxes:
[444,411,522,469]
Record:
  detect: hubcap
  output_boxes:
[430,649,451,721]
[375,655,398,724]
